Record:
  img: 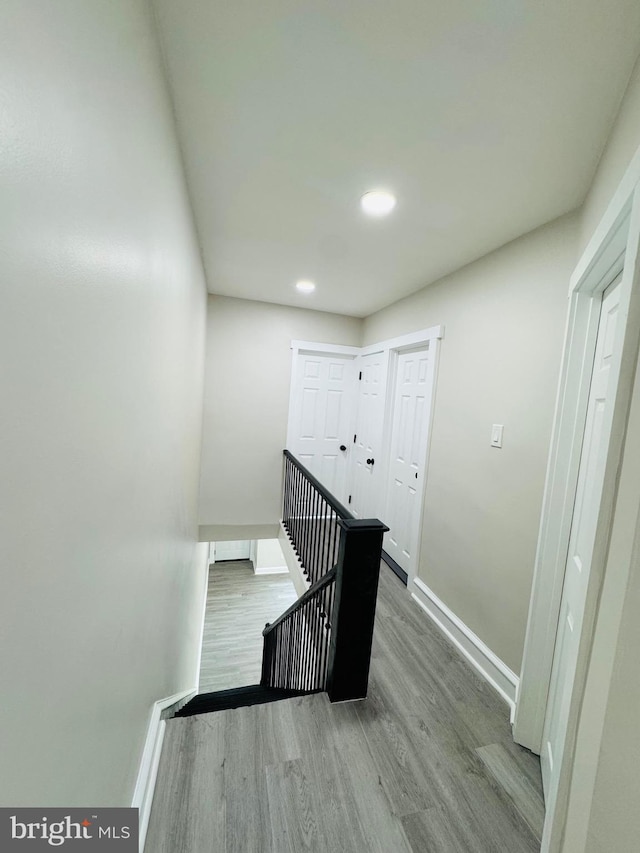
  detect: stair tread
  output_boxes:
[174,684,314,718]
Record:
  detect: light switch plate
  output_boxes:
[491,424,504,448]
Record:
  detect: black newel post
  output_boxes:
[326,517,389,702]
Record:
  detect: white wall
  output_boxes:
[254,539,288,574]
[0,1,208,806]
[199,295,361,539]
[363,214,578,673]
[580,54,640,249]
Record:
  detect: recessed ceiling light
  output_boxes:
[361,190,396,217]
[296,280,316,294]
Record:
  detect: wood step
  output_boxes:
[173,684,313,717]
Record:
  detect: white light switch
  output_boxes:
[491,424,504,448]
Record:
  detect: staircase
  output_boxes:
[172,450,387,720]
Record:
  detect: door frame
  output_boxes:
[347,325,443,536]
[514,152,640,849]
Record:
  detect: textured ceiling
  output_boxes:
[153,0,640,317]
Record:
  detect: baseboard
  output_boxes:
[253,565,289,575]
[411,578,519,716]
[381,549,408,585]
[277,521,309,597]
[132,688,197,852]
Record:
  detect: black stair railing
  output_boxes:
[261,450,388,703]
[261,568,336,692]
[281,449,349,586]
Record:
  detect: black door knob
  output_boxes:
[366,458,375,465]
[339,445,347,451]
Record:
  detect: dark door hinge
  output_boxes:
[359,371,362,380]
[348,495,352,504]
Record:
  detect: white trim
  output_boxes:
[133,688,197,853]
[254,564,289,575]
[360,324,444,357]
[411,578,518,712]
[512,141,640,852]
[539,182,640,853]
[290,340,362,356]
[572,144,640,292]
[277,521,309,597]
[514,210,632,754]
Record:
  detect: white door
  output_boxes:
[383,349,432,578]
[288,352,356,503]
[350,351,387,519]
[541,279,621,800]
[213,540,252,562]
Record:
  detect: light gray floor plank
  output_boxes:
[266,758,320,853]
[147,565,543,852]
[198,560,297,692]
[476,742,545,838]
[144,715,226,853]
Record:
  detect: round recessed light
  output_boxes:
[361,190,396,217]
[296,280,316,294]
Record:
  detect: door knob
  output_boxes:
[339,445,347,451]
[366,458,375,465]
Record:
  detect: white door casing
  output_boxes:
[383,348,433,581]
[514,165,640,853]
[540,279,621,800]
[287,350,356,505]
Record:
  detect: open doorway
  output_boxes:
[198,539,298,692]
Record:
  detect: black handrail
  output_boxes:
[282,451,349,586]
[261,570,336,693]
[263,568,336,636]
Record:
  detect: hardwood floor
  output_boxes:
[148,565,544,852]
[198,560,298,693]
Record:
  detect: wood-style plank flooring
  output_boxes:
[148,565,544,852]
[198,560,298,693]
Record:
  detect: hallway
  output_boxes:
[148,566,543,852]
[198,560,298,693]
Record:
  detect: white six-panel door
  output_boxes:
[288,352,356,504]
[541,279,621,801]
[383,349,431,578]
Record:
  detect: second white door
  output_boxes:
[383,348,432,579]
[541,278,622,803]
[350,351,387,519]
